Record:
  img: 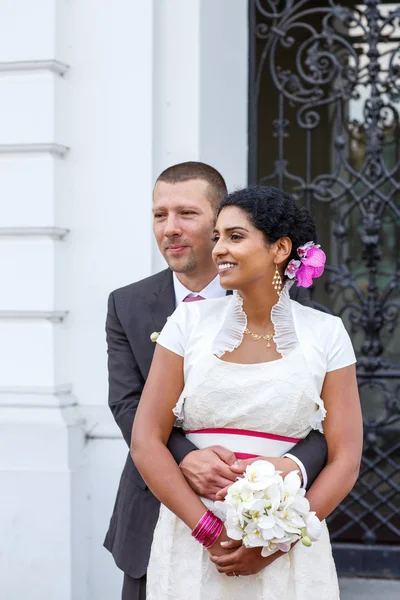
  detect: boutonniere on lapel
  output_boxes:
[150,316,170,342]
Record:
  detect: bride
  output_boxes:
[131,185,362,599]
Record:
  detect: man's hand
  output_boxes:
[180,446,239,500]
[210,540,283,576]
[215,456,302,500]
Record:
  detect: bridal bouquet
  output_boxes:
[214,460,321,557]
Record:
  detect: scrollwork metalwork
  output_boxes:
[249,0,400,571]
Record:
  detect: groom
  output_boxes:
[104,162,328,599]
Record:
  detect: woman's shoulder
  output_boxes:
[291,299,356,369]
[183,293,246,358]
[157,295,236,357]
[165,295,232,335]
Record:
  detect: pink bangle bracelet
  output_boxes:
[192,510,214,538]
[191,510,224,548]
[204,520,223,549]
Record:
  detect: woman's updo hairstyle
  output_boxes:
[218,186,317,267]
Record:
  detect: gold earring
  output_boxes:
[273,263,283,295]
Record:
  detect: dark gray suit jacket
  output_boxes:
[104,268,327,579]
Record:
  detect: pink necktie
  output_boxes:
[183,295,205,302]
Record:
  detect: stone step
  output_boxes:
[339,578,400,600]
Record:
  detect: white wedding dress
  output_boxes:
[146,284,355,599]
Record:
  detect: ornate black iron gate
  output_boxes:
[249,0,400,577]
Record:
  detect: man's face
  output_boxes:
[153,179,217,274]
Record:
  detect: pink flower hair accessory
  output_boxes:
[284,241,326,288]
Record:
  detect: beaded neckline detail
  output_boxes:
[212,282,298,359]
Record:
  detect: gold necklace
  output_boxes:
[244,328,274,348]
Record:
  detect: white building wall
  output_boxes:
[0,1,247,599]
[0,1,78,599]
[152,0,248,271]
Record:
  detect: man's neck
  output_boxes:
[174,268,218,293]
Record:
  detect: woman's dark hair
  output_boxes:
[218,186,317,265]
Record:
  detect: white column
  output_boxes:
[58,1,155,599]
[0,1,85,599]
[0,1,154,599]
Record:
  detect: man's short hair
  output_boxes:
[156,161,227,212]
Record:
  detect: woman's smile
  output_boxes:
[217,262,237,275]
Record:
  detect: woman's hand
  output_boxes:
[210,543,283,576]
[206,529,242,558]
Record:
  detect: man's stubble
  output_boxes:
[166,252,197,274]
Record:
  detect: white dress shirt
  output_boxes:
[171,276,319,486]
[173,273,226,306]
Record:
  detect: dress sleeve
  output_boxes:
[156,303,188,357]
[326,318,356,372]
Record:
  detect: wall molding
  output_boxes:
[85,423,122,440]
[0,59,69,76]
[0,143,69,157]
[0,310,68,323]
[0,384,75,408]
[78,405,123,440]
[0,227,69,240]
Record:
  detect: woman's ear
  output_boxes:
[275,237,292,265]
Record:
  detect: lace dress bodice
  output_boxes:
[179,349,319,440]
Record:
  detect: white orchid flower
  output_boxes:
[304,511,322,541]
[229,477,254,497]
[214,456,321,557]
[281,470,302,496]
[244,521,265,546]
[255,513,275,531]
[225,513,243,540]
[278,541,292,553]
[261,542,282,557]
[285,509,306,529]
[243,498,267,518]
[245,460,282,491]
[261,482,281,512]
[288,495,311,515]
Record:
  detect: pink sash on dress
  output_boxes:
[185,427,301,459]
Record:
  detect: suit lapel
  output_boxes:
[139,269,175,379]
[150,269,175,333]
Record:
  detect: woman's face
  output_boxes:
[212,206,277,291]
